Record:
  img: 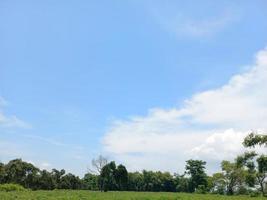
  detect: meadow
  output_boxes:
[0,191,265,200]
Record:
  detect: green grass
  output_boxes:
[0,191,265,200]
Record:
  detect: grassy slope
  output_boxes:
[0,191,265,200]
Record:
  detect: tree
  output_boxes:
[220,160,246,195]
[160,172,176,192]
[243,133,267,195]
[90,155,108,175]
[4,159,39,189]
[243,132,267,147]
[256,155,267,195]
[174,174,189,192]
[60,173,82,189]
[0,162,5,184]
[185,160,208,193]
[115,164,128,191]
[237,152,267,196]
[142,170,157,191]
[83,173,99,190]
[209,172,226,194]
[37,170,55,190]
[99,161,116,192]
[128,172,144,191]
[51,169,65,189]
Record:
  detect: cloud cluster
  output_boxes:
[103,48,267,173]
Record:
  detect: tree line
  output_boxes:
[0,133,266,196]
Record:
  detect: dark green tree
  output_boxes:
[51,169,65,189]
[4,159,39,189]
[115,164,128,191]
[0,162,5,184]
[83,173,99,190]
[128,172,144,191]
[99,161,116,192]
[174,174,190,192]
[185,160,208,193]
[60,173,82,189]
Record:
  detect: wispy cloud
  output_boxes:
[23,134,67,147]
[0,97,31,129]
[22,133,85,151]
[102,48,267,173]
[149,4,240,38]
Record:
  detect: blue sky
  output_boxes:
[0,0,267,176]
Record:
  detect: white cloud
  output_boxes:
[0,97,31,129]
[103,48,267,174]
[191,129,248,161]
[40,162,52,170]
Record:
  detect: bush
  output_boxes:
[236,186,248,195]
[0,184,26,192]
[195,185,207,194]
[249,190,261,197]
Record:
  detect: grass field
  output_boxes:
[0,191,265,200]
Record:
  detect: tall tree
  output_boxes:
[237,152,267,196]
[221,160,246,195]
[99,161,116,192]
[185,160,208,193]
[243,133,267,195]
[115,164,128,191]
[256,155,267,195]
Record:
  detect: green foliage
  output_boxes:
[0,159,84,191]
[128,172,144,191]
[175,174,190,193]
[185,160,208,192]
[249,190,261,197]
[0,184,26,192]
[209,173,225,194]
[83,173,98,190]
[99,161,117,191]
[195,185,207,194]
[220,160,247,195]
[243,133,267,147]
[115,164,128,191]
[59,173,82,189]
[4,159,39,189]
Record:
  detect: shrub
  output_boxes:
[195,185,207,194]
[0,184,26,192]
[249,190,261,197]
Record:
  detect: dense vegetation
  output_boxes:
[0,133,266,197]
[0,191,266,200]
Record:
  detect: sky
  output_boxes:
[0,0,267,176]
